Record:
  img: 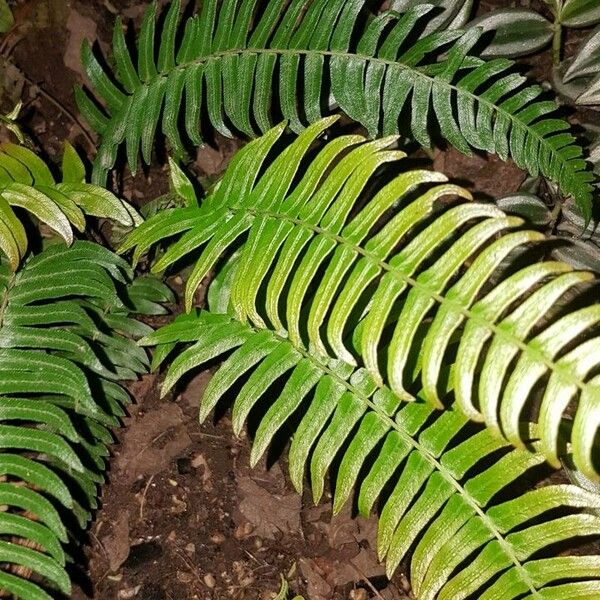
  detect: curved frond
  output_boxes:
[0,241,172,598]
[79,0,594,218]
[0,142,140,270]
[123,119,600,479]
[141,309,600,599]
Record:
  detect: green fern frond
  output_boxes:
[0,241,172,599]
[123,118,600,479]
[79,0,595,219]
[0,142,140,270]
[274,575,304,600]
[141,309,600,599]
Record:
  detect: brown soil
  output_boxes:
[73,367,413,600]
[1,1,598,599]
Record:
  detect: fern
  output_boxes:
[122,118,600,481]
[143,308,600,598]
[0,141,140,270]
[0,141,172,597]
[0,241,173,599]
[77,0,595,220]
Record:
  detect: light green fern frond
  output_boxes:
[78,0,595,219]
[142,308,600,599]
[274,575,304,600]
[0,241,173,599]
[123,118,600,480]
[0,142,140,270]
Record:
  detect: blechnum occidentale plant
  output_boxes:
[0,142,173,598]
[77,0,596,220]
[1,0,600,597]
[121,116,600,599]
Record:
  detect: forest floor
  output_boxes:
[0,0,597,599]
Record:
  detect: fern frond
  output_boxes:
[0,241,172,598]
[79,0,595,218]
[123,119,600,479]
[0,142,140,270]
[141,309,600,599]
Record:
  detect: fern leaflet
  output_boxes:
[0,142,140,270]
[141,310,600,599]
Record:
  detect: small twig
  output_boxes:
[349,561,385,600]
[174,548,204,588]
[250,564,275,573]
[93,567,111,590]
[0,25,24,58]
[243,548,268,567]
[132,426,176,465]
[188,430,226,440]
[89,530,109,562]
[139,474,155,521]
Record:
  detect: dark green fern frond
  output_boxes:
[78,0,595,219]
[122,119,600,479]
[0,241,172,599]
[141,309,600,599]
[0,142,140,270]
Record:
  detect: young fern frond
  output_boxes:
[122,118,600,479]
[142,310,600,599]
[78,0,595,219]
[0,142,140,270]
[0,241,172,599]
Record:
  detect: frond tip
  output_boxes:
[0,142,140,270]
[79,0,595,219]
[124,118,600,480]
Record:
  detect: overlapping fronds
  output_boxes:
[77,0,595,219]
[142,309,600,599]
[122,118,600,479]
[0,241,173,599]
[0,142,140,270]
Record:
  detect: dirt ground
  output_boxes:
[1,1,598,599]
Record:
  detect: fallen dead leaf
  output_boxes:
[63,9,97,80]
[195,144,225,177]
[115,404,192,484]
[299,558,332,600]
[302,502,409,598]
[237,475,301,539]
[195,136,243,179]
[433,147,525,199]
[190,452,213,491]
[122,5,148,21]
[0,57,25,112]
[101,511,131,573]
[125,373,159,408]
[180,370,212,412]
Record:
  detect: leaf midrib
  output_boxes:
[122,46,577,193]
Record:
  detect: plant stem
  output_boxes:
[552,21,562,65]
